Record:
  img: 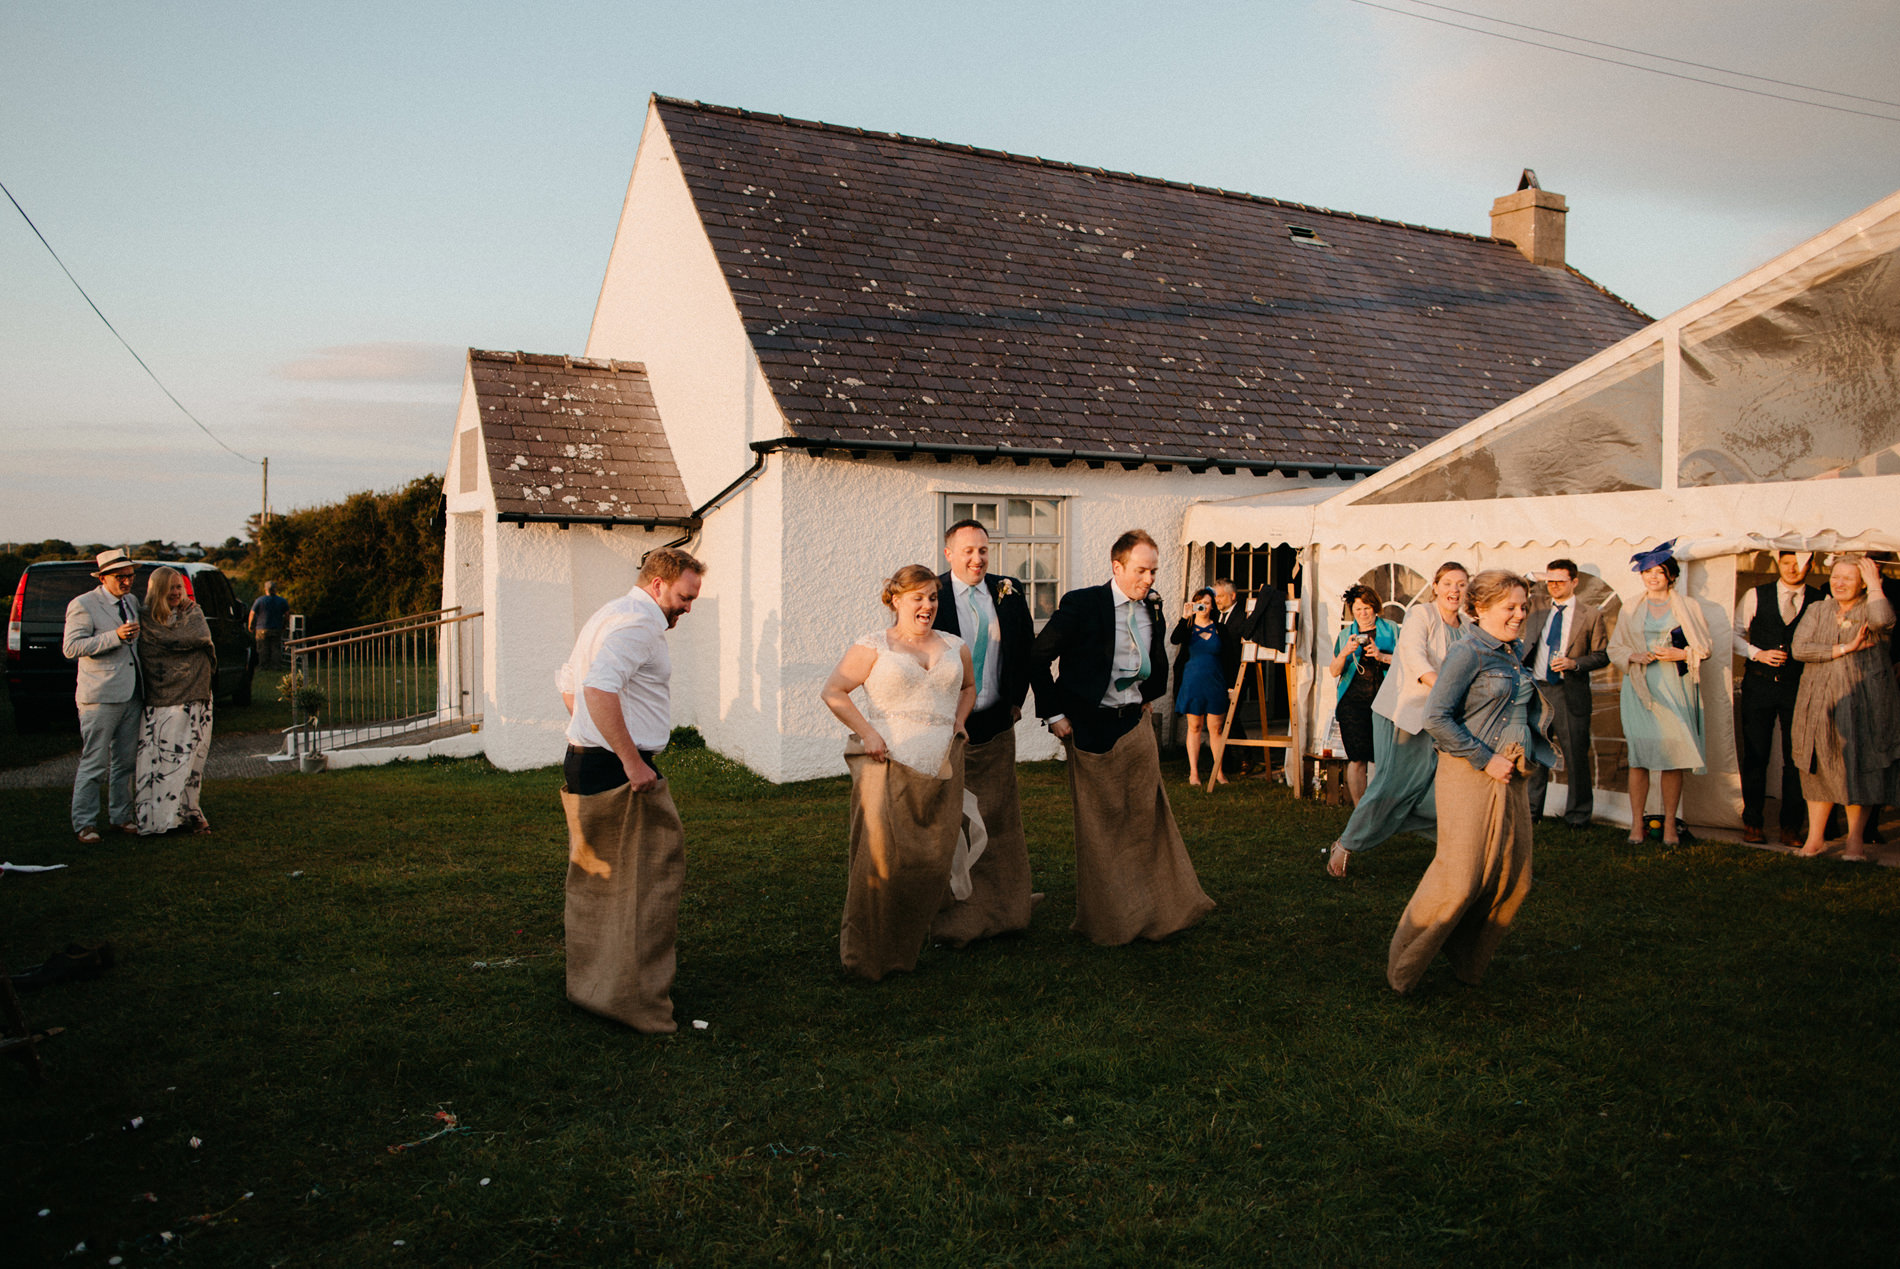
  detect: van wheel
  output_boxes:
[230,665,254,707]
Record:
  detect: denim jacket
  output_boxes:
[1423,627,1558,772]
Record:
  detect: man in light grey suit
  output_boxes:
[65,549,145,841]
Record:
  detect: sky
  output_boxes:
[3,0,1896,546]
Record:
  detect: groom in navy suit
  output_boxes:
[1032,529,1213,945]
[930,518,1040,944]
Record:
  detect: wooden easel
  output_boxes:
[1205,652,1298,793]
[1206,584,1300,794]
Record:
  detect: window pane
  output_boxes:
[1032,583,1057,621]
[975,502,999,532]
[1004,542,1030,577]
[1033,499,1057,537]
[1005,499,1031,537]
[1679,233,1900,485]
[951,501,974,524]
[1031,543,1057,581]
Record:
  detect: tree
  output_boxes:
[249,476,444,634]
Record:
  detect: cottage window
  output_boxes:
[943,496,1065,622]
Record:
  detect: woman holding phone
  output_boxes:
[1327,584,1398,804]
[1172,587,1236,787]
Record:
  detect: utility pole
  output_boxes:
[261,456,269,524]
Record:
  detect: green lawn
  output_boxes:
[2,750,1896,1266]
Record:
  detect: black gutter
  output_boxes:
[498,511,703,531]
[659,447,773,550]
[746,435,1378,480]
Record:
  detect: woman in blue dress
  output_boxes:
[1327,584,1399,804]
[1172,587,1236,787]
[1607,542,1711,846]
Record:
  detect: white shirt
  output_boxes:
[1733,582,1812,660]
[1531,601,1572,679]
[953,576,1003,712]
[1103,584,1154,709]
[559,586,672,751]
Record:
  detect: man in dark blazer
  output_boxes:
[930,519,1039,944]
[1732,550,1827,845]
[1519,558,1611,828]
[1031,529,1213,945]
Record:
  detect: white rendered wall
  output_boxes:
[585,106,783,506]
[770,451,1298,782]
[481,522,672,771]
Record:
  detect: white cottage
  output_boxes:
[444,97,1648,781]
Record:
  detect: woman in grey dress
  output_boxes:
[1791,555,1899,861]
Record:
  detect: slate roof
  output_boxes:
[468,350,694,523]
[655,97,1652,472]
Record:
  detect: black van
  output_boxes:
[5,560,255,732]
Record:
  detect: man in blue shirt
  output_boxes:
[249,580,290,669]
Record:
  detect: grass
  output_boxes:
[2,749,1897,1266]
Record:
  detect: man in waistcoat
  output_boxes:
[1733,551,1826,846]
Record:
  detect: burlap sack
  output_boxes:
[932,727,1034,947]
[561,779,686,1033]
[841,737,965,981]
[1387,752,1533,994]
[1065,720,1215,945]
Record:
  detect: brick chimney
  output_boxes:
[1490,169,1566,267]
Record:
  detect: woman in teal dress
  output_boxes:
[1607,542,1712,846]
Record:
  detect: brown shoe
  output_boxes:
[1779,829,1805,848]
[1742,825,1765,844]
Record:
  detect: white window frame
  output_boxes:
[941,494,1067,625]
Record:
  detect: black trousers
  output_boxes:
[565,745,662,796]
[1739,686,1804,830]
[1528,681,1595,825]
[1070,703,1146,755]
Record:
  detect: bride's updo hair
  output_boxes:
[882,564,940,610]
[1462,569,1532,620]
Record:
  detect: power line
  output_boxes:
[0,178,262,465]
[1345,0,1900,125]
[1401,0,1900,110]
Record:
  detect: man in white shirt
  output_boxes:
[1031,530,1214,945]
[931,519,1039,945]
[1732,551,1825,845]
[1518,559,1609,828]
[555,546,705,1034]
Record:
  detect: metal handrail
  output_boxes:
[290,610,481,656]
[287,606,467,651]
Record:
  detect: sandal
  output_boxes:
[76,827,101,844]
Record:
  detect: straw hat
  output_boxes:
[90,549,137,578]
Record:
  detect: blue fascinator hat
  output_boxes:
[1630,540,1678,572]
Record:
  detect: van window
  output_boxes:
[23,568,98,625]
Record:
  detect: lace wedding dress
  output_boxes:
[855,628,966,774]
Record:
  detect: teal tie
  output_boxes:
[966,589,990,689]
[1114,601,1151,691]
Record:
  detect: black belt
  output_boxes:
[1099,701,1145,719]
[567,743,661,764]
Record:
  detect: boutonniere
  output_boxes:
[995,578,1015,599]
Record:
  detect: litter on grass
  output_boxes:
[387,1111,469,1154]
[1,862,67,874]
[693,1020,709,1030]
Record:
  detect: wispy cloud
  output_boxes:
[272,341,466,384]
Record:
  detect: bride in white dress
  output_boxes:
[821,565,978,981]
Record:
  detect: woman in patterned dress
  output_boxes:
[1791,555,1900,861]
[134,567,216,835]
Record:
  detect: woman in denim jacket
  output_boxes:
[1387,570,1557,994]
